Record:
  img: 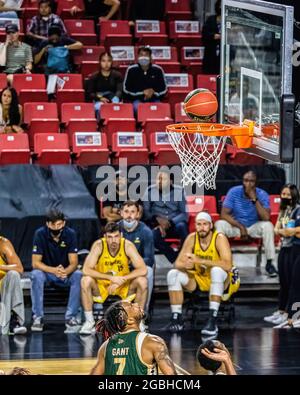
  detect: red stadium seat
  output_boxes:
[24,103,59,148]
[226,145,265,165]
[34,133,70,165]
[99,20,132,48]
[165,0,192,20]
[148,46,181,73]
[175,102,190,123]
[72,132,109,165]
[269,195,281,225]
[73,45,104,77]
[56,0,85,18]
[169,20,202,49]
[197,74,218,94]
[137,103,173,144]
[149,132,180,165]
[22,0,39,19]
[0,134,30,165]
[135,21,168,46]
[61,103,98,145]
[64,20,97,45]
[0,74,7,90]
[100,103,136,147]
[56,74,85,110]
[13,74,47,105]
[186,195,219,232]
[165,73,194,117]
[111,132,148,165]
[181,46,204,78]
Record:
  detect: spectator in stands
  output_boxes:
[119,200,155,315]
[215,170,277,277]
[0,87,23,133]
[33,24,83,74]
[143,170,188,264]
[0,235,27,335]
[0,0,21,19]
[202,0,221,75]
[30,209,82,333]
[80,222,147,335]
[197,340,237,375]
[86,51,123,119]
[84,0,120,21]
[101,170,128,223]
[123,46,167,114]
[0,24,33,78]
[26,0,68,48]
[264,184,300,327]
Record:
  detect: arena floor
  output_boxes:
[1,303,300,375]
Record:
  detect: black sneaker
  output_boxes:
[201,316,218,336]
[166,313,184,333]
[266,262,277,277]
[9,313,27,336]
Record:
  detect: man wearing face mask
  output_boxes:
[26,0,67,48]
[123,46,168,114]
[119,200,154,315]
[30,209,82,333]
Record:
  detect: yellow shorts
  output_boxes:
[93,279,130,304]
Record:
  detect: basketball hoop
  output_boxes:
[166,121,254,189]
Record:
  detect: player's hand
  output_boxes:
[108,284,119,295]
[144,88,155,99]
[70,6,81,15]
[185,253,196,269]
[110,276,126,286]
[156,217,171,230]
[99,16,109,22]
[201,347,231,363]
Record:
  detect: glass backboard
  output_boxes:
[220,0,294,162]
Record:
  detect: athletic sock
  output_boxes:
[209,301,220,315]
[171,305,182,314]
[84,311,94,323]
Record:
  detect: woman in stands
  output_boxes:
[0,87,23,133]
[86,51,123,119]
[264,184,300,327]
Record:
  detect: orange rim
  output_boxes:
[166,122,254,149]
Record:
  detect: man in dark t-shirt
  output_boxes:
[84,0,120,20]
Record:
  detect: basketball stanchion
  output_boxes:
[166,121,254,189]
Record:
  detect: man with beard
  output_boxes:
[166,212,240,336]
[215,170,277,277]
[90,300,177,375]
[80,222,147,335]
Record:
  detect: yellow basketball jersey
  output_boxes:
[0,237,7,281]
[95,237,130,303]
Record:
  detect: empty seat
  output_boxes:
[186,195,219,232]
[24,103,59,147]
[149,132,180,165]
[135,21,168,46]
[111,132,148,165]
[64,20,97,45]
[73,45,104,77]
[169,20,202,49]
[181,46,204,78]
[56,0,85,18]
[0,74,7,90]
[165,0,192,20]
[197,74,218,94]
[13,74,47,105]
[0,134,30,165]
[72,132,109,165]
[61,103,98,144]
[165,73,194,116]
[21,1,39,20]
[99,20,132,47]
[137,103,173,144]
[100,103,136,147]
[175,102,190,123]
[34,133,70,165]
[56,74,85,109]
[150,46,181,73]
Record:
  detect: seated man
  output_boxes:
[167,212,240,336]
[119,200,154,315]
[123,45,167,113]
[80,222,147,335]
[143,170,188,264]
[0,236,26,335]
[30,209,82,333]
[215,170,277,277]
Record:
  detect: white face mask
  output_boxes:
[42,16,49,21]
[123,219,137,230]
[138,56,150,67]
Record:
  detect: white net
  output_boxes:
[166,124,229,189]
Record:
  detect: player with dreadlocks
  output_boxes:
[90,300,177,375]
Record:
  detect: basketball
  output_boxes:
[183,88,218,121]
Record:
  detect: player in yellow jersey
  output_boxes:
[166,212,240,336]
[80,222,148,335]
[0,236,26,335]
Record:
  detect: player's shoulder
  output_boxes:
[186,232,196,243]
[143,334,167,349]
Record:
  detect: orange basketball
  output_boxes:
[183,88,218,121]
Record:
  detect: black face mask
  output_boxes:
[281,198,292,207]
[51,228,64,237]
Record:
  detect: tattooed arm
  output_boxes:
[146,335,177,375]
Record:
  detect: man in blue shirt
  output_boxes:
[119,200,155,314]
[30,209,82,333]
[215,171,277,277]
[143,170,188,264]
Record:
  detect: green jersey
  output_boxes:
[104,330,158,375]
